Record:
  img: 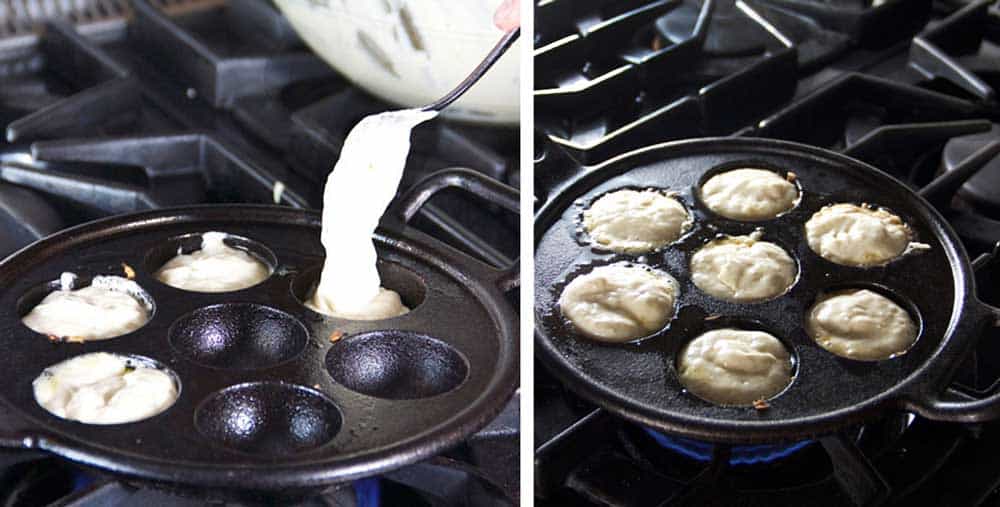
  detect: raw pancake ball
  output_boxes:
[678,328,794,406]
[583,189,692,254]
[33,352,177,425]
[806,289,918,361]
[690,234,796,302]
[558,264,679,343]
[307,286,409,320]
[701,168,799,220]
[21,275,150,340]
[805,204,913,267]
[155,232,270,292]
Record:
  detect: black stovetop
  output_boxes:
[0,0,519,505]
[535,1,1000,505]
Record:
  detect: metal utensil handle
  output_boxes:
[422,28,520,113]
[398,168,520,290]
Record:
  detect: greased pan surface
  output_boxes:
[0,203,517,492]
[535,137,999,443]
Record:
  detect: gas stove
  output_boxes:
[0,394,519,506]
[534,1,1000,505]
[0,0,519,505]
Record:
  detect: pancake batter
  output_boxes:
[806,289,918,361]
[582,189,692,254]
[308,109,437,320]
[805,203,916,267]
[700,168,799,220]
[558,263,679,343]
[22,274,150,341]
[677,328,794,406]
[33,352,177,425]
[155,232,270,292]
[690,233,797,302]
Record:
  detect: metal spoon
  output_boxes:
[421,27,520,113]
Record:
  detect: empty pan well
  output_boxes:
[326,331,468,400]
[195,382,342,456]
[169,304,308,370]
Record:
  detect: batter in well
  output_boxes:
[558,263,679,343]
[806,289,918,361]
[308,109,437,320]
[677,328,794,406]
[155,232,270,292]
[700,168,799,220]
[33,352,177,425]
[21,274,151,341]
[805,203,916,267]
[582,189,692,254]
[690,233,797,303]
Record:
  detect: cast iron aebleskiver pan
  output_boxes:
[535,137,1000,444]
[0,169,518,496]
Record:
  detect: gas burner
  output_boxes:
[536,409,922,506]
[0,395,520,506]
[0,460,433,506]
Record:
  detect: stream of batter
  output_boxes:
[307,109,437,319]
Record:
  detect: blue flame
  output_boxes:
[354,477,381,507]
[642,428,812,465]
[71,471,95,492]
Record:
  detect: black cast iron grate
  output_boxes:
[0,0,519,268]
[532,0,941,168]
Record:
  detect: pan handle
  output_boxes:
[903,299,1000,422]
[396,168,520,291]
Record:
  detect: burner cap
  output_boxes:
[942,124,1000,214]
[655,1,772,57]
